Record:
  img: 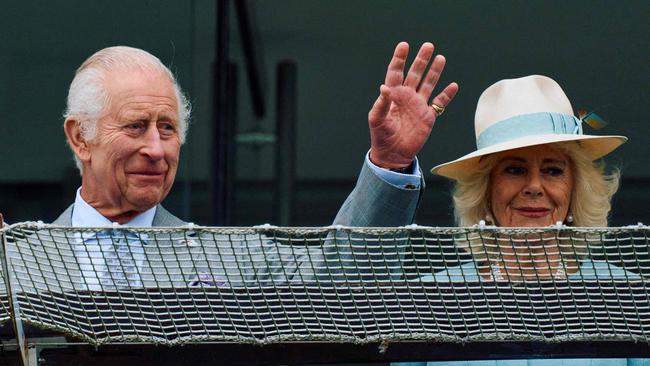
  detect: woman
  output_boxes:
[409,76,643,366]
[420,75,638,284]
[337,42,644,365]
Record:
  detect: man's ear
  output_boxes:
[63,117,91,163]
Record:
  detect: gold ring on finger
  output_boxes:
[431,103,445,116]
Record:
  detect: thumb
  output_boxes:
[368,85,392,126]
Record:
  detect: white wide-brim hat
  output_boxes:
[431,75,627,180]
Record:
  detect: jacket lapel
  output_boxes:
[52,204,74,225]
[152,205,186,226]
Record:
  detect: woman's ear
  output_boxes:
[485,201,496,225]
[63,117,91,163]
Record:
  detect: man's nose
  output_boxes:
[523,171,543,197]
[140,125,164,161]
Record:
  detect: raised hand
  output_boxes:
[368,42,459,169]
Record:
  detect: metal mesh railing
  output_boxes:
[0,223,648,347]
[0,223,11,324]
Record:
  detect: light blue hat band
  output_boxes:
[476,112,583,149]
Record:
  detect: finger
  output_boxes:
[384,42,409,87]
[430,82,460,110]
[368,85,392,126]
[418,54,446,98]
[403,42,434,88]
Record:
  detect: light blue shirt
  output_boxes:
[71,188,155,290]
[365,151,422,189]
[72,188,156,227]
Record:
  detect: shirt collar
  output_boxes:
[71,188,156,227]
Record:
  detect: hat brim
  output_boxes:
[431,134,627,180]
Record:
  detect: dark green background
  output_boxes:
[1,0,648,226]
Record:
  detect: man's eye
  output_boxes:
[126,122,145,130]
[158,122,177,135]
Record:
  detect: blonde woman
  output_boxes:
[337,43,642,364]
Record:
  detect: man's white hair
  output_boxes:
[64,46,191,171]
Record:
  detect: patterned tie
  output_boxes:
[74,230,146,290]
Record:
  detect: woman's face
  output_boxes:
[489,145,573,227]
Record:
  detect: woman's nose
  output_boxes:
[523,172,543,197]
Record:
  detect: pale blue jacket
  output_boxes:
[420,259,640,282]
[340,160,648,366]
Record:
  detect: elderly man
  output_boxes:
[9,43,453,293]
[30,46,324,290]
[60,46,190,227]
[59,43,455,229]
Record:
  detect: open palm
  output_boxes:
[368,42,459,169]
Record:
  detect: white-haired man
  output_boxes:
[60,46,191,227]
[18,44,450,291]
[58,42,456,229]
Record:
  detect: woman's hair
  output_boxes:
[452,141,620,228]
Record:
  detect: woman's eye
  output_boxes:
[543,167,564,176]
[504,166,525,175]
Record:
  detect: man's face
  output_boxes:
[80,68,181,220]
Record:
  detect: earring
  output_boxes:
[485,203,494,225]
[566,213,574,224]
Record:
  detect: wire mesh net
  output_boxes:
[0,227,11,325]
[1,223,649,346]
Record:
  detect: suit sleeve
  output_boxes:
[333,159,424,227]
[304,159,425,282]
[263,159,425,284]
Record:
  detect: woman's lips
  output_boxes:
[514,207,550,218]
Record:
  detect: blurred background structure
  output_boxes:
[1,0,648,227]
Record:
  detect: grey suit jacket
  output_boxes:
[333,160,423,227]
[11,160,421,292]
[51,159,422,228]
[12,217,324,291]
[326,160,423,281]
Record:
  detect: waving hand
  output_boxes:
[368,42,459,169]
